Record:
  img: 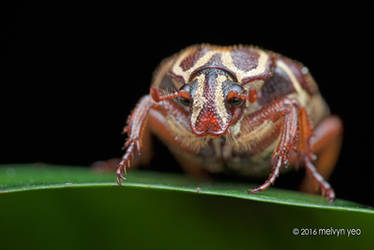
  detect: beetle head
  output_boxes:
[152,69,257,136]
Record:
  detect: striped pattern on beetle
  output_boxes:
[168,46,271,137]
[118,44,343,203]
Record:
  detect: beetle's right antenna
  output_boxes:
[150,87,190,103]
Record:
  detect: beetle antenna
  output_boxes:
[227,88,258,103]
[150,87,189,103]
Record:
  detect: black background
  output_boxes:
[1,2,373,206]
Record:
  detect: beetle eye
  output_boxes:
[178,97,191,106]
[228,97,244,107]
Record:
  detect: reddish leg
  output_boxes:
[92,122,152,173]
[117,87,191,185]
[117,95,154,185]
[303,156,335,202]
[300,116,343,199]
[249,98,336,202]
[297,109,337,202]
[250,98,299,193]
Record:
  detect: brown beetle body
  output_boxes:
[117,45,343,202]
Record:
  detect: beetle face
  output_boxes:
[177,69,246,136]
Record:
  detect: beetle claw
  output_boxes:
[326,189,336,203]
[250,156,282,194]
[117,139,139,185]
[116,166,127,185]
[116,156,130,184]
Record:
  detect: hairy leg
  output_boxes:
[248,98,337,202]
[116,87,194,184]
[117,95,154,184]
[250,99,299,193]
[91,124,152,172]
[300,116,343,197]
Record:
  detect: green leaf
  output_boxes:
[0,164,373,250]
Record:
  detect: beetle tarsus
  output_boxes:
[250,101,298,195]
[116,138,140,186]
[117,95,155,186]
[116,165,127,186]
[303,155,335,202]
[249,155,283,194]
[116,142,137,185]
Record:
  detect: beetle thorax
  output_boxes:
[169,45,271,84]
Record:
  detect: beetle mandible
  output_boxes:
[117,44,343,202]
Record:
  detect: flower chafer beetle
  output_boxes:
[117,44,343,202]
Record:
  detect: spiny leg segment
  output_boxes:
[117,95,154,185]
[248,98,335,202]
[249,98,298,193]
[117,87,189,185]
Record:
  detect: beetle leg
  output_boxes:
[300,116,343,199]
[250,99,298,193]
[303,156,335,202]
[297,108,338,202]
[117,95,154,185]
[249,100,337,202]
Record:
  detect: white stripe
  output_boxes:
[215,75,228,125]
[191,74,207,126]
[172,50,216,82]
[221,50,269,82]
[277,60,308,106]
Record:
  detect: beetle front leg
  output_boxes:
[248,98,335,202]
[117,95,154,185]
[249,99,299,193]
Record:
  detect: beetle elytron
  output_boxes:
[117,44,343,202]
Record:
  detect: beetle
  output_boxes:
[117,44,343,202]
